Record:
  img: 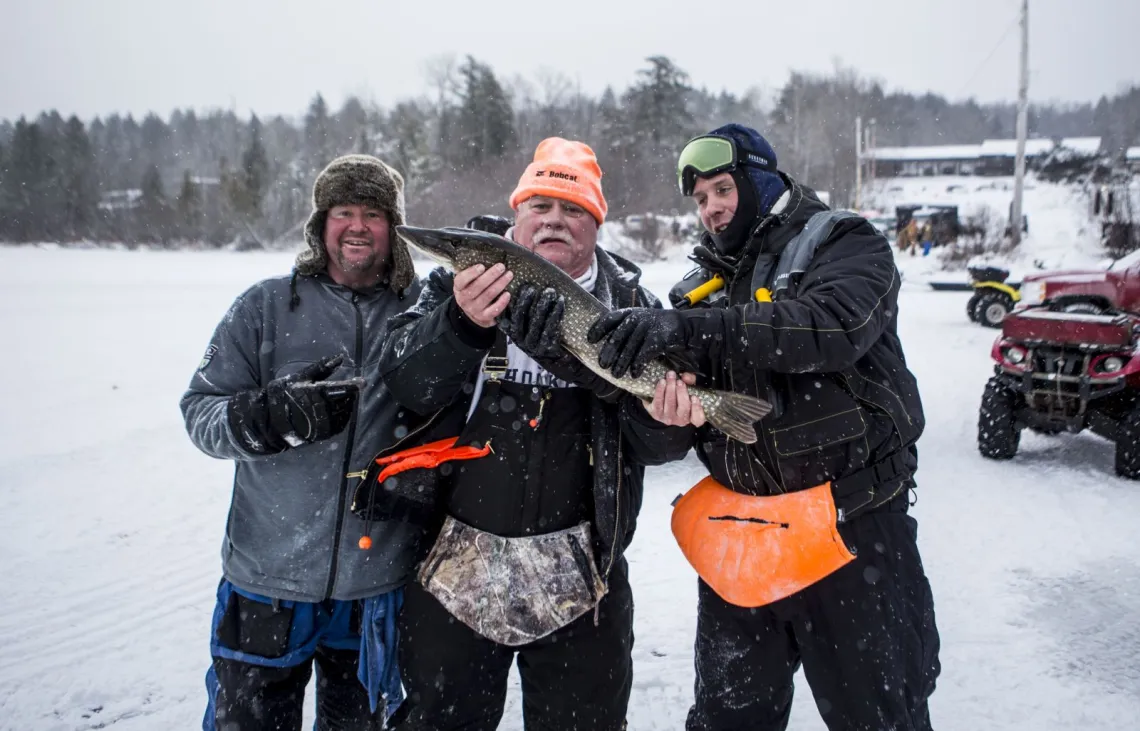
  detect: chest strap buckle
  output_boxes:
[484,356,509,381]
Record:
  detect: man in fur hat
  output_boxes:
[181,154,423,729]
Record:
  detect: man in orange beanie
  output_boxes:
[379,138,695,730]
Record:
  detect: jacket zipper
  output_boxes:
[597,286,639,621]
[604,287,642,580]
[605,443,623,581]
[348,404,451,513]
[324,292,364,601]
[595,440,622,626]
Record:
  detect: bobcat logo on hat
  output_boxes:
[509,138,608,224]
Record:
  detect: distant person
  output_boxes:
[920,219,935,256]
[898,217,919,256]
[643,210,660,257]
[181,154,422,730]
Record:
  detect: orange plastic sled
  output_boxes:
[671,477,856,608]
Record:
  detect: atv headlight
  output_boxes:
[1004,345,1028,365]
[1020,281,1046,306]
[1102,356,1125,373]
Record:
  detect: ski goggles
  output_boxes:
[676,134,776,196]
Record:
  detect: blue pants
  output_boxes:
[203,579,401,731]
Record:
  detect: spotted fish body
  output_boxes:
[396,225,772,443]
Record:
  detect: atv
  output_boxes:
[978,304,1140,478]
[966,265,1020,328]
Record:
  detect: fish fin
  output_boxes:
[707,392,772,444]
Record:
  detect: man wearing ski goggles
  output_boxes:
[676,133,776,196]
[588,124,938,731]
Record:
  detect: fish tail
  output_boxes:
[705,391,772,444]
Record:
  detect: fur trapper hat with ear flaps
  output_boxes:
[296,154,415,293]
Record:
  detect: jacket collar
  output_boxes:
[593,246,645,308]
[309,270,391,298]
[741,176,829,259]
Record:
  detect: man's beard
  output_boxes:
[336,249,377,273]
[334,241,382,275]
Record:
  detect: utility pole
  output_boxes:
[869,118,877,181]
[855,116,863,210]
[1010,0,1029,247]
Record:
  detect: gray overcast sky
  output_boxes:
[1,0,1137,121]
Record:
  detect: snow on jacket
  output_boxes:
[180,272,424,602]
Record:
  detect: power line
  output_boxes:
[956,9,1023,99]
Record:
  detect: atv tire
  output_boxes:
[966,292,983,322]
[1114,401,1140,479]
[978,377,1021,459]
[1062,302,1106,315]
[975,291,1014,328]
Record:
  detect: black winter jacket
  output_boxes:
[378,247,693,581]
[674,179,925,512]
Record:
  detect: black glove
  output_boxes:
[228,355,360,454]
[498,285,565,360]
[499,284,623,401]
[587,308,690,380]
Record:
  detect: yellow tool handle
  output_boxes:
[683,275,725,305]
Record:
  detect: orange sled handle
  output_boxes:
[671,477,856,608]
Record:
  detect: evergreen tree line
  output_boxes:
[2,55,1138,246]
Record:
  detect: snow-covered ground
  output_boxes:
[3,244,1140,730]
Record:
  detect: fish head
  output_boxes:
[396,225,523,274]
[394,225,467,268]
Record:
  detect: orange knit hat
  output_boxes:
[509,137,608,223]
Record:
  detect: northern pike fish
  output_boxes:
[395,225,772,443]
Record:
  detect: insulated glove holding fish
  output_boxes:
[396,224,773,442]
[499,285,565,360]
[228,354,363,454]
[499,284,625,401]
[587,308,691,380]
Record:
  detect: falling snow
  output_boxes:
[1,241,1139,729]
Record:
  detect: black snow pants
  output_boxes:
[211,647,383,731]
[391,559,634,731]
[204,580,388,731]
[686,512,940,731]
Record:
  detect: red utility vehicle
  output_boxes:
[979,253,1140,478]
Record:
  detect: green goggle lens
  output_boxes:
[676,136,737,195]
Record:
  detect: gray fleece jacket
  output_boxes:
[180,271,423,602]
